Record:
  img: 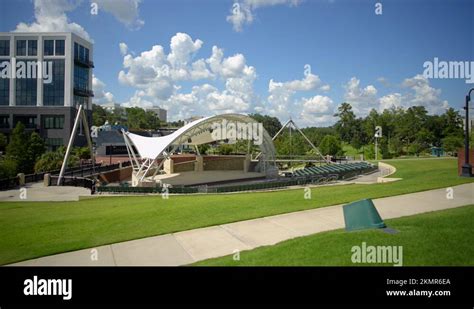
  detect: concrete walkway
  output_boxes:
[0,183,91,202]
[10,183,473,266]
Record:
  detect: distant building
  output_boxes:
[145,106,167,122]
[0,32,94,151]
[101,102,122,112]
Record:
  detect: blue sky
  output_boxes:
[1,0,473,125]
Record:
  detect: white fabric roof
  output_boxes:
[125,116,212,159]
[124,114,265,160]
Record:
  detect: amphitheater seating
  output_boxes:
[292,162,376,179]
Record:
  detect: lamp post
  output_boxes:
[461,88,474,177]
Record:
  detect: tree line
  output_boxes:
[249,103,469,159]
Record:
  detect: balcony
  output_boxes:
[74,58,95,68]
[74,87,94,97]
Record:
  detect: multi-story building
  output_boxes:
[145,106,167,123]
[0,32,93,151]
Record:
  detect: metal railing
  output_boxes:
[0,161,132,191]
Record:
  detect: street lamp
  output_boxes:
[461,88,474,177]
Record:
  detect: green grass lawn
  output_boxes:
[0,158,472,265]
[195,205,474,266]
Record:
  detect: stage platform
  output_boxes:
[151,170,266,187]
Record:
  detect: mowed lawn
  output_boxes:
[0,158,472,265]
[195,205,474,266]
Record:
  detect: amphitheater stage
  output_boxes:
[150,170,266,187]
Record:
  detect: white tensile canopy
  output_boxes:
[122,113,277,182]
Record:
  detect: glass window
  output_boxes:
[44,40,54,56]
[85,48,89,62]
[15,59,37,106]
[43,115,64,129]
[79,45,85,62]
[27,40,37,56]
[16,40,26,56]
[13,115,37,129]
[0,40,9,56]
[43,59,65,106]
[74,64,90,91]
[74,42,79,60]
[0,115,9,128]
[0,60,9,106]
[55,40,65,56]
[74,95,88,108]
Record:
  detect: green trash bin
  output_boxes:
[343,199,386,231]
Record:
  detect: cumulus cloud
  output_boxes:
[15,0,92,41]
[227,0,301,32]
[267,72,330,123]
[119,42,128,56]
[118,32,259,121]
[92,0,144,30]
[14,0,145,42]
[343,77,378,115]
[401,74,449,114]
[344,75,449,116]
[93,75,115,104]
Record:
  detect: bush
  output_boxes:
[0,158,17,179]
[319,135,343,156]
[34,147,79,173]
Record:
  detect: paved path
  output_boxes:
[10,183,473,266]
[0,183,91,202]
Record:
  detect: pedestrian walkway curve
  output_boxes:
[10,183,473,266]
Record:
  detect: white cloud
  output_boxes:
[91,0,144,30]
[227,0,301,32]
[320,84,331,92]
[267,72,328,122]
[167,33,203,69]
[301,95,332,114]
[14,0,146,42]
[378,93,402,111]
[343,77,378,115]
[298,95,335,126]
[119,42,128,56]
[93,75,115,104]
[401,74,449,114]
[15,0,92,41]
[344,75,449,116]
[119,33,260,121]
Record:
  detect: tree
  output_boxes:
[197,144,210,155]
[27,132,46,169]
[0,133,7,153]
[0,158,17,179]
[72,147,91,160]
[249,113,282,137]
[216,144,234,155]
[6,122,29,174]
[334,103,356,143]
[319,135,343,156]
[92,104,107,126]
[34,146,79,173]
[442,135,463,153]
[441,108,463,137]
[125,107,160,130]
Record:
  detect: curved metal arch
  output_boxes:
[123,113,278,182]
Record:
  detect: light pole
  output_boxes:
[461,88,474,177]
